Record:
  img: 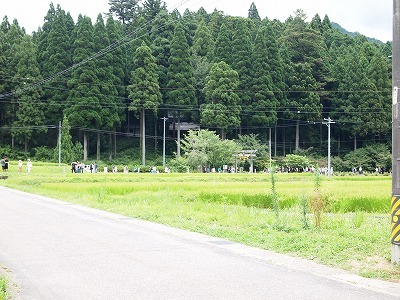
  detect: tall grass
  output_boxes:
[0,165,397,280]
[0,164,390,213]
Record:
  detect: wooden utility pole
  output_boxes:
[391,0,400,263]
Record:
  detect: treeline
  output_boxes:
[0,0,392,164]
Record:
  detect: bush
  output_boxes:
[169,157,190,173]
[331,156,347,172]
[35,146,55,162]
[343,144,391,172]
[284,154,310,171]
[0,145,26,160]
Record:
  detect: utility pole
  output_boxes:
[323,118,335,177]
[269,127,272,171]
[161,117,168,167]
[58,120,61,166]
[392,0,400,263]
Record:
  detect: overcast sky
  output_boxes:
[0,0,392,42]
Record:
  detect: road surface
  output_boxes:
[0,186,399,299]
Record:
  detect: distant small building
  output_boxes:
[169,122,200,132]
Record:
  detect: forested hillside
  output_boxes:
[0,0,392,165]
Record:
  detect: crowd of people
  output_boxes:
[1,157,32,173]
[71,161,98,173]
[0,158,388,176]
[69,162,172,174]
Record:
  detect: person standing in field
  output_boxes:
[4,157,8,172]
[71,162,77,173]
[1,157,5,172]
[18,160,22,173]
[27,159,32,173]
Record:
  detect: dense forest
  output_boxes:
[0,0,393,167]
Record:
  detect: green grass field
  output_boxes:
[0,162,398,281]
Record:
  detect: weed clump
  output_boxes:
[309,167,325,228]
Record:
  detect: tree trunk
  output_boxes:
[141,108,146,166]
[221,128,226,140]
[96,131,100,162]
[114,124,117,159]
[269,128,272,169]
[154,118,158,152]
[354,135,357,151]
[11,135,14,149]
[295,120,300,151]
[24,136,28,153]
[109,133,113,160]
[274,126,277,157]
[177,114,181,157]
[172,116,176,139]
[83,131,88,162]
[127,110,130,134]
[282,127,286,156]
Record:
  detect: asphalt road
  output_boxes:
[0,186,399,300]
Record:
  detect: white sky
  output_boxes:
[0,0,392,42]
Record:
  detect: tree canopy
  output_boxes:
[0,2,392,163]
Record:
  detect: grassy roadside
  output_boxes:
[0,162,398,281]
[0,275,9,300]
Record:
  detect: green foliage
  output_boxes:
[150,9,173,100]
[64,13,102,167]
[180,129,241,170]
[232,18,253,119]
[142,0,165,23]
[0,275,8,300]
[352,211,365,228]
[284,154,310,170]
[192,20,215,60]
[214,22,232,65]
[59,115,74,163]
[237,134,267,156]
[94,14,121,132]
[168,156,189,173]
[237,134,268,170]
[0,6,393,166]
[310,166,325,227]
[247,24,279,127]
[34,146,55,162]
[0,146,25,160]
[270,166,279,219]
[73,141,83,161]
[248,2,261,21]
[128,42,161,112]
[201,62,241,138]
[58,137,83,163]
[300,193,309,229]
[11,35,46,151]
[108,0,140,25]
[330,156,347,172]
[330,197,389,213]
[37,4,73,126]
[343,144,391,172]
[166,20,196,154]
[128,41,161,165]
